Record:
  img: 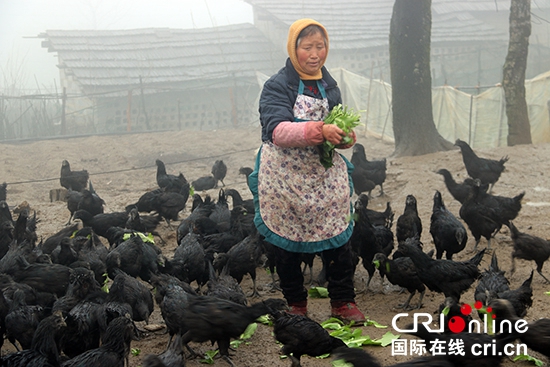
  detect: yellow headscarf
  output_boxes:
[287,18,329,80]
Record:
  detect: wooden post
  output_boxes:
[127,90,133,132]
[139,75,151,130]
[61,87,67,135]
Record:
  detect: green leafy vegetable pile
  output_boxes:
[320,104,362,169]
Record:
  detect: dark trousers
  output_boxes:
[274,241,357,304]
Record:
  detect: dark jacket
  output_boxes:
[259,58,342,142]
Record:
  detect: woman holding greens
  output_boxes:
[248,18,365,322]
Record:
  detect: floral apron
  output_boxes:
[249,80,354,253]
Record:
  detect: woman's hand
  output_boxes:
[322,124,345,145]
[336,130,356,149]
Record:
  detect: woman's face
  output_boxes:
[296,31,327,76]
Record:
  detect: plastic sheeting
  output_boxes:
[257,68,550,148]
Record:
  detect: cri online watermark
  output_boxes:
[390,301,528,357]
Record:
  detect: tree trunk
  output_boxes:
[503,0,532,146]
[390,0,453,157]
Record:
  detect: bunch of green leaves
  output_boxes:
[320,104,363,169]
[320,318,398,351]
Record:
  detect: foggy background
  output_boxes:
[0,0,253,91]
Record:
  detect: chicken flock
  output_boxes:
[0,137,548,367]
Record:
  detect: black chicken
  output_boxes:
[270,309,346,367]
[212,159,227,187]
[142,333,185,367]
[459,179,501,251]
[155,159,189,194]
[396,194,422,243]
[372,252,425,310]
[150,274,196,352]
[12,258,73,297]
[180,296,287,366]
[430,190,468,259]
[436,168,479,204]
[397,237,485,302]
[78,181,105,216]
[125,188,163,214]
[454,139,508,193]
[50,237,78,266]
[61,315,135,367]
[212,232,267,297]
[474,252,510,306]
[167,231,208,290]
[107,269,154,323]
[489,298,550,359]
[508,221,550,282]
[356,194,394,228]
[177,194,216,242]
[331,346,454,367]
[0,311,66,367]
[0,182,6,201]
[225,188,255,213]
[239,166,253,180]
[105,233,160,282]
[60,159,89,192]
[406,322,517,367]
[66,189,83,225]
[153,191,189,229]
[73,209,129,240]
[351,166,377,197]
[5,289,46,350]
[205,261,247,306]
[125,208,165,245]
[192,175,217,191]
[350,143,387,196]
[486,270,533,318]
[350,198,394,289]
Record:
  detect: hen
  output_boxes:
[436,168,479,204]
[0,312,66,367]
[396,194,422,243]
[142,333,185,367]
[73,209,129,240]
[486,270,533,318]
[213,232,268,297]
[429,190,468,259]
[192,175,217,191]
[5,289,46,350]
[397,237,485,302]
[61,315,136,367]
[155,159,189,194]
[356,194,394,228]
[372,252,425,310]
[331,346,454,367]
[350,198,394,289]
[60,159,89,192]
[211,159,227,187]
[459,179,501,251]
[508,221,550,282]
[474,252,510,306]
[350,143,387,196]
[180,296,287,366]
[489,298,550,359]
[107,269,154,323]
[454,139,508,193]
[270,309,346,367]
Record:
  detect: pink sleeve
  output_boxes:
[273,121,325,147]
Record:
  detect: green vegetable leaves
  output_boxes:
[320,104,363,169]
[513,353,544,366]
[308,287,329,298]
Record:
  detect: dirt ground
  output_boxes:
[1,126,549,366]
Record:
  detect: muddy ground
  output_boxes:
[0,126,549,366]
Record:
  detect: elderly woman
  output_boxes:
[248,18,364,322]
